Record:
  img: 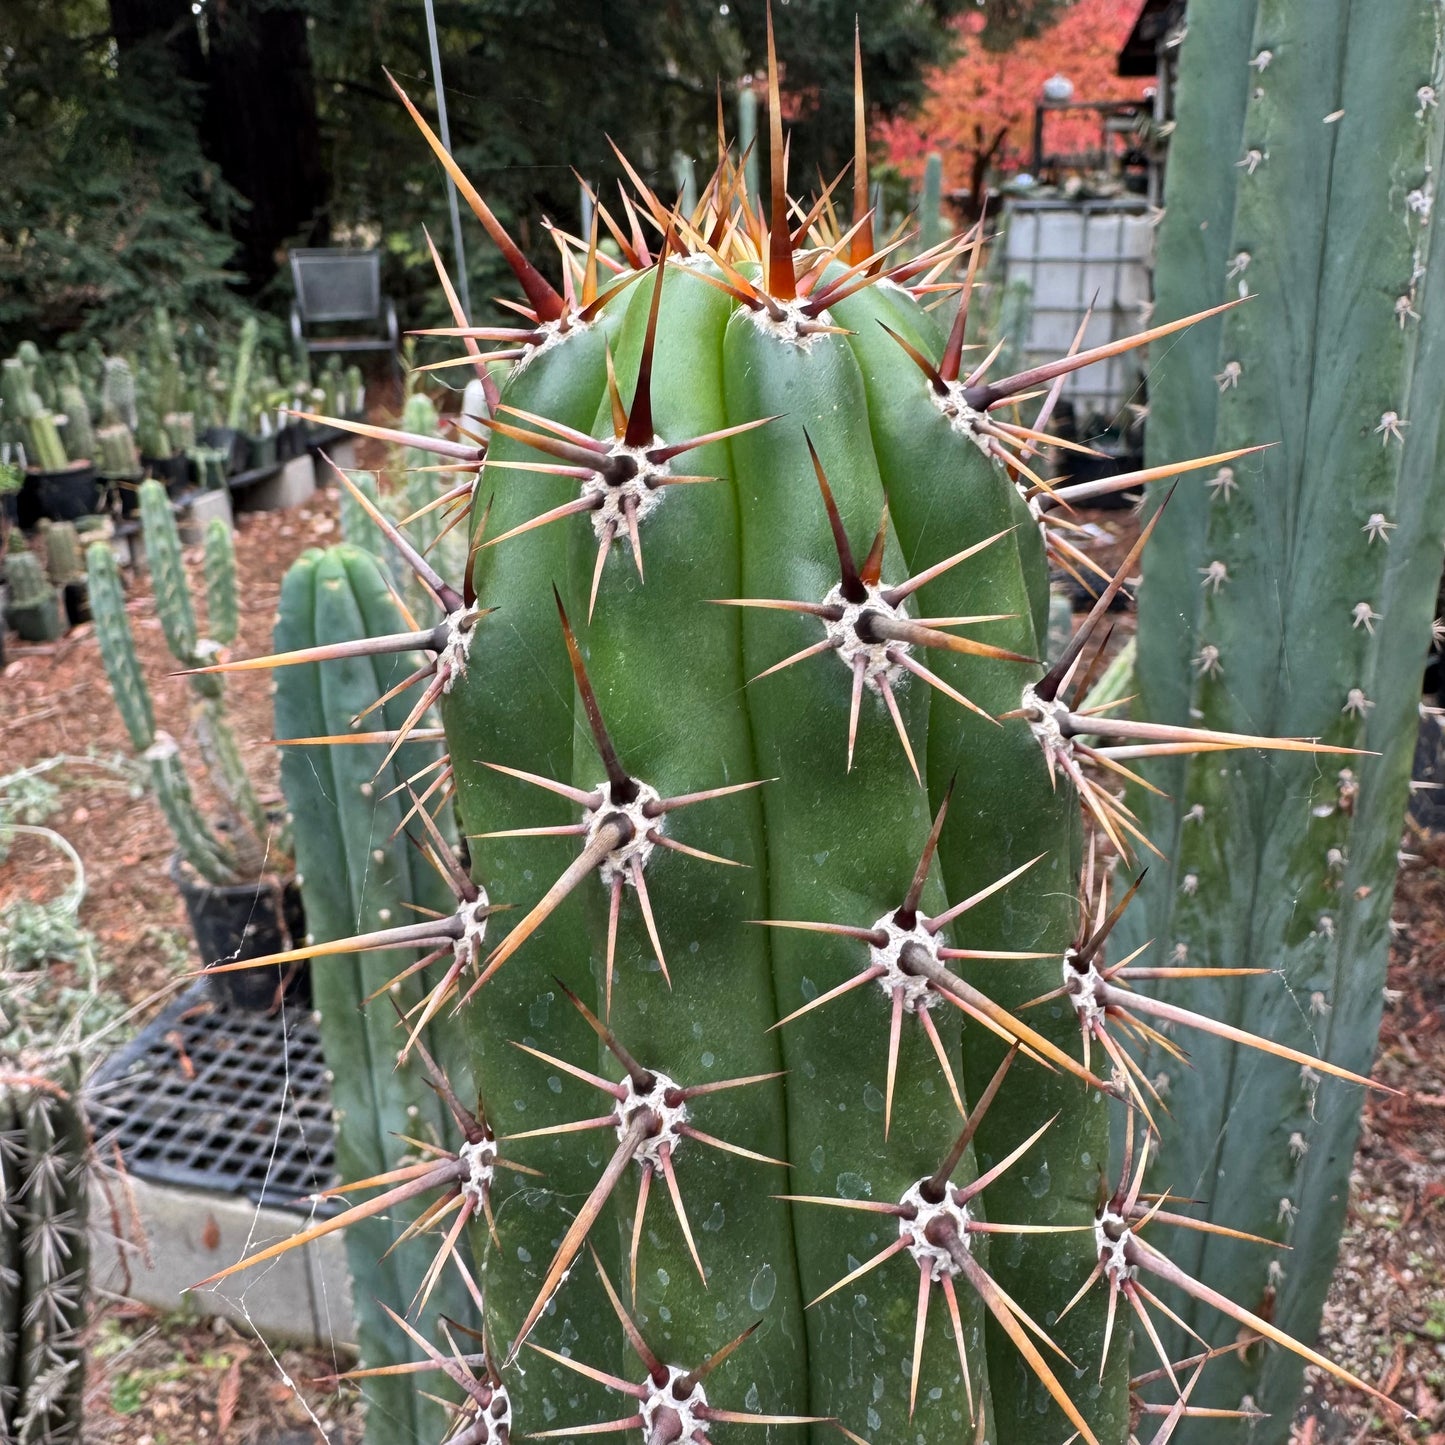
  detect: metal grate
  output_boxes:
[87,981,338,1215]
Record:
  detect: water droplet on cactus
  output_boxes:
[863,1082,884,1113]
[837,1171,870,1198]
[1026,1160,1051,1198]
[744,1383,761,1410]
[749,1263,777,1311]
[703,1203,725,1232]
[517,1245,532,1263]
[810,1145,825,1173]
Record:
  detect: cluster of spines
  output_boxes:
[189,20,1415,1445]
[0,1068,89,1445]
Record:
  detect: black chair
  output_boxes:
[288,249,400,382]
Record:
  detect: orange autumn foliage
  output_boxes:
[878,0,1150,191]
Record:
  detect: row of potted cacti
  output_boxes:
[0,315,366,528]
[1,517,104,643]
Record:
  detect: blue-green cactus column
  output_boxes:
[1127,1,1445,1436]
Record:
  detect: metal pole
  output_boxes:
[423,0,472,319]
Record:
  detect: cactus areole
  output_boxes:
[203,15,1411,1445]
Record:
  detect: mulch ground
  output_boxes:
[1,489,1440,1442]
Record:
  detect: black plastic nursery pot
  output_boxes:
[138,454,192,505]
[275,423,304,462]
[110,476,141,517]
[200,426,248,477]
[61,578,89,627]
[245,433,278,471]
[169,854,309,1011]
[17,461,100,530]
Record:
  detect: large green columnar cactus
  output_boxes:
[1125,1,1445,1438]
[200,20,1414,1445]
[267,545,475,1443]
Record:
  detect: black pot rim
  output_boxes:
[25,460,97,480]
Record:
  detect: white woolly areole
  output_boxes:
[823,582,908,692]
[746,298,831,348]
[453,889,492,971]
[1021,683,1072,761]
[614,1068,689,1168]
[582,442,669,542]
[868,912,942,1013]
[641,1365,709,1444]
[1062,948,1107,1030]
[899,1179,972,1281]
[457,1136,496,1210]
[458,1382,512,1444]
[929,381,995,457]
[1095,1208,1136,1287]
[585,779,661,886]
[510,315,590,375]
[439,606,484,693]
[144,732,181,764]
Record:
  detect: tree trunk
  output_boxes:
[201,1,330,293]
[108,0,204,82]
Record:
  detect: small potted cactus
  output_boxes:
[0,457,20,560]
[202,318,258,476]
[3,548,65,642]
[87,480,302,1006]
[2,354,99,528]
[42,519,90,627]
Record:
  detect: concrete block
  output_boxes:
[315,437,358,476]
[233,453,317,514]
[175,487,234,546]
[90,1174,354,1347]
